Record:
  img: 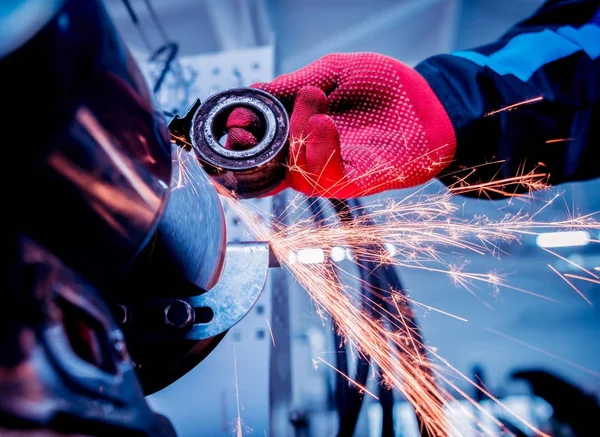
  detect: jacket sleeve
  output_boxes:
[415,1,600,198]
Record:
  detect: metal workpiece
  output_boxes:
[187,88,290,198]
[124,242,271,340]
[183,241,271,339]
[116,241,276,394]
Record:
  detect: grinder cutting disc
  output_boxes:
[189,88,289,198]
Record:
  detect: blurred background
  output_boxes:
[103,1,600,436]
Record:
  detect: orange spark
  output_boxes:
[449,171,549,198]
[217,186,577,436]
[542,247,600,280]
[548,264,592,305]
[170,111,600,433]
[265,318,276,347]
[428,348,551,437]
[564,273,600,286]
[485,96,543,117]
[233,345,245,437]
[170,132,193,149]
[203,149,600,436]
[409,299,468,322]
[545,138,573,144]
[315,357,379,400]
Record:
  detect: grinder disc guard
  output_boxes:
[114,146,273,395]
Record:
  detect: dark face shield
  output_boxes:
[1,0,274,431]
[1,0,227,434]
[1,235,177,437]
[3,0,173,284]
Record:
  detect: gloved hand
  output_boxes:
[226,53,456,198]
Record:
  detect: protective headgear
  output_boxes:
[1,0,234,434]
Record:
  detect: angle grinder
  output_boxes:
[169,88,290,198]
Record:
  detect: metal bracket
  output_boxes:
[183,241,271,339]
[119,241,274,341]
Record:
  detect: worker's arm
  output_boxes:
[226,1,600,199]
[417,1,600,197]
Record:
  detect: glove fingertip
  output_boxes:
[226,107,261,130]
[289,86,329,142]
[305,114,340,160]
[225,127,258,150]
[303,114,348,197]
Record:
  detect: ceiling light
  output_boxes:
[297,248,325,264]
[330,246,346,262]
[536,231,590,248]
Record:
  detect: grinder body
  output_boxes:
[170,88,290,198]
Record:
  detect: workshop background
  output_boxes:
[104,1,600,436]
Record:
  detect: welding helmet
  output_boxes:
[0,0,258,434]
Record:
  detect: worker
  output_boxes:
[225,1,600,199]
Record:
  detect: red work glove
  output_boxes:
[226,53,456,198]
